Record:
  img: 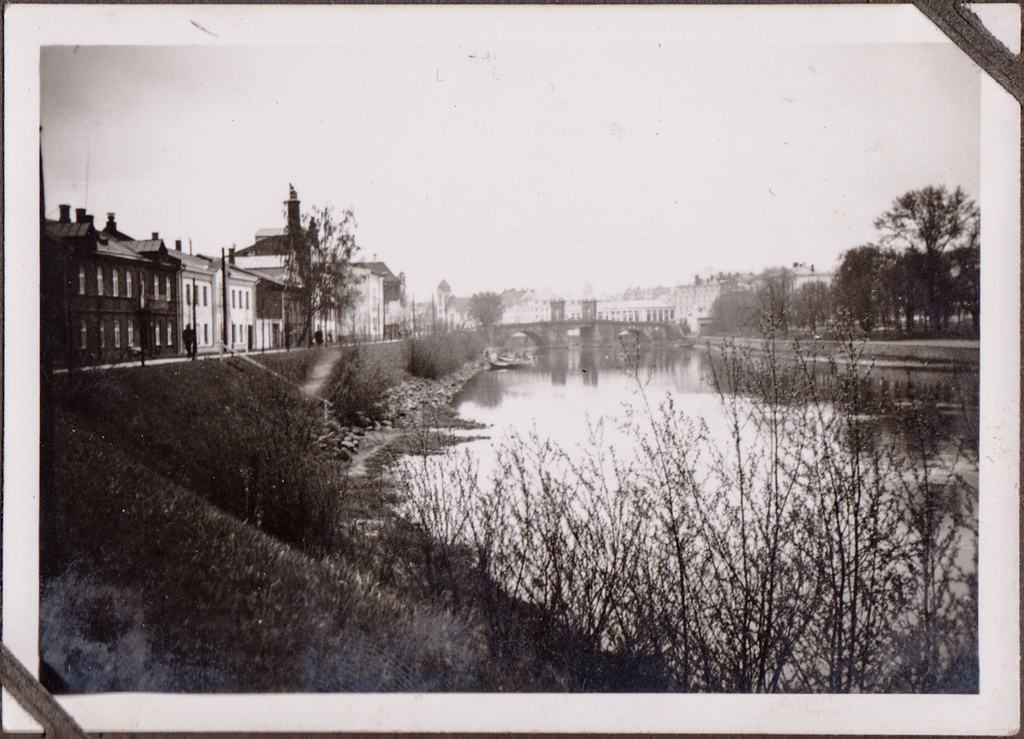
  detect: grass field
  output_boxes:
[41,344,492,692]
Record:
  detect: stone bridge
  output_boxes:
[492,320,687,348]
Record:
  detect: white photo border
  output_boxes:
[4,3,1020,734]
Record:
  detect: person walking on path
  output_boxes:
[183,324,196,361]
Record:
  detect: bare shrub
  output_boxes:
[324,344,404,425]
[406,333,485,380]
[394,327,978,693]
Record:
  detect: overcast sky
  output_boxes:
[41,36,979,300]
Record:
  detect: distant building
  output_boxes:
[354,261,405,340]
[500,289,549,324]
[595,297,675,323]
[788,262,834,289]
[674,279,725,335]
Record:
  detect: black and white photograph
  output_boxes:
[3,3,1021,734]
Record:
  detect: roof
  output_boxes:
[45,221,94,240]
[120,239,165,254]
[500,288,528,307]
[448,295,471,311]
[227,266,260,284]
[95,240,151,261]
[235,234,292,257]
[255,227,286,240]
[101,226,135,242]
[437,279,451,293]
[173,252,219,273]
[232,265,288,287]
[353,261,399,283]
[233,255,286,270]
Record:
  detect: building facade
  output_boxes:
[45,205,181,367]
[674,279,724,335]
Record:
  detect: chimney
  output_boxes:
[175,240,182,251]
[229,246,236,265]
[59,204,71,223]
[106,213,116,231]
[152,232,159,240]
[285,185,301,235]
[85,214,94,227]
[75,208,87,223]
[811,264,815,272]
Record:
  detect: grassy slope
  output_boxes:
[43,352,484,692]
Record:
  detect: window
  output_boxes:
[112,268,120,297]
[113,320,121,348]
[246,292,250,310]
[167,321,174,346]
[204,324,209,344]
[99,320,105,349]
[231,324,236,343]
[154,275,160,298]
[232,290,236,309]
[202,286,208,306]
[96,267,104,296]
[186,284,192,306]
[78,266,86,295]
[127,320,135,347]
[79,321,87,349]
[165,277,172,299]
[126,271,133,298]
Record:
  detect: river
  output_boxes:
[451,345,979,464]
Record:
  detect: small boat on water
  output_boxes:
[486,349,537,370]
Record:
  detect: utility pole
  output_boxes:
[191,276,197,360]
[221,248,229,353]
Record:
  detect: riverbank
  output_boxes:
[315,355,489,465]
[692,335,979,367]
[40,345,508,692]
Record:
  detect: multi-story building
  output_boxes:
[223,255,259,351]
[346,263,385,340]
[351,261,404,340]
[44,205,181,367]
[500,289,549,324]
[174,250,219,353]
[788,262,834,289]
[595,297,675,323]
[674,278,725,335]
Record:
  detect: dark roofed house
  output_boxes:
[44,206,181,367]
[100,212,135,243]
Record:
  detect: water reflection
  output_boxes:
[454,346,979,450]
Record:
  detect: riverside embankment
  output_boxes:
[41,338,504,693]
[692,335,979,367]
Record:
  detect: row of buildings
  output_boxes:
[41,187,406,369]
[433,264,833,336]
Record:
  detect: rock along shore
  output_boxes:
[316,357,490,464]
